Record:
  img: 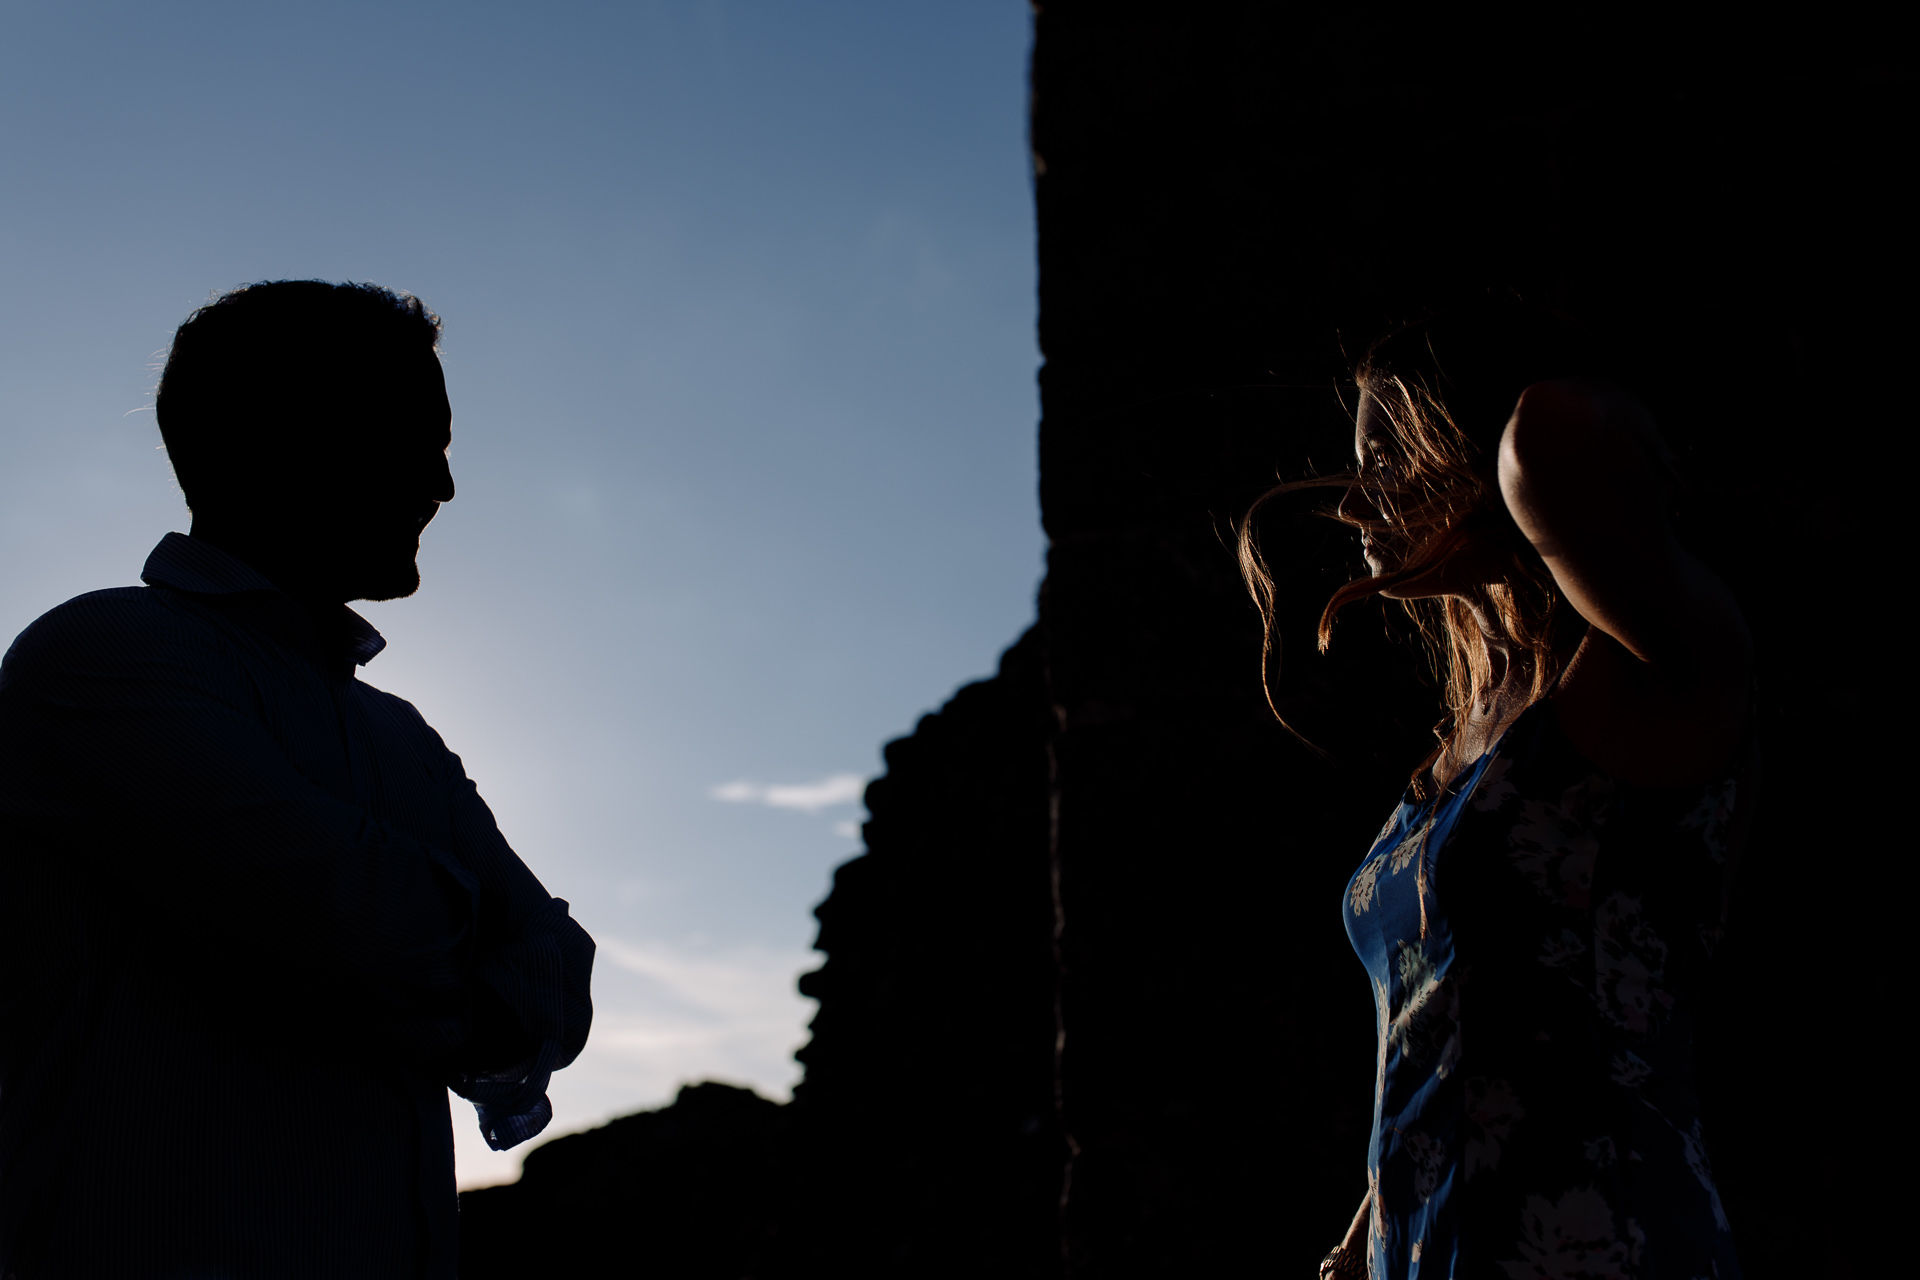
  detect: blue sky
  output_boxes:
[0,1,1040,1185]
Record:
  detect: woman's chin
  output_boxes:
[1365,548,1453,599]
[1381,571,1458,602]
[1373,561,1448,601]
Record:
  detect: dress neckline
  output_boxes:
[1417,695,1545,812]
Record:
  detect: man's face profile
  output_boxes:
[320,349,456,603]
[216,345,457,607]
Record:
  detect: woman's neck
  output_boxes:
[1462,599,1523,718]
[1432,603,1543,789]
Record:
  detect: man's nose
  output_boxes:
[430,453,455,504]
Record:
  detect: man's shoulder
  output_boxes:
[9,585,158,647]
[349,677,448,747]
[3,585,221,675]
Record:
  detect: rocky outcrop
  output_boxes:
[780,630,1060,1277]
[457,1082,783,1279]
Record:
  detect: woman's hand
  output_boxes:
[1318,1190,1371,1278]
[1499,381,1752,784]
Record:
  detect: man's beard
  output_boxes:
[343,533,424,602]
[357,561,422,602]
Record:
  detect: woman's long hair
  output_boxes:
[1237,301,1600,786]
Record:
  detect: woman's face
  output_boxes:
[1339,394,1409,580]
[1339,392,1508,601]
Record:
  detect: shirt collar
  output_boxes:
[141,532,388,667]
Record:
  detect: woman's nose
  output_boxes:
[1337,483,1371,523]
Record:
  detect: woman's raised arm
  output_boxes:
[1497,380,1752,782]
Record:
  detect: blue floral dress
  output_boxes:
[1344,695,1744,1279]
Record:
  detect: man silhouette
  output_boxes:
[0,281,594,1279]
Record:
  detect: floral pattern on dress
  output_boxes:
[1607,1050,1653,1090]
[1679,778,1738,862]
[1464,1077,1524,1178]
[1538,928,1588,970]
[1388,940,1462,1079]
[1592,892,1675,1033]
[1499,1187,1633,1280]
[1405,1128,1448,1203]
[1473,754,1519,812]
[1373,807,1405,849]
[1351,853,1387,916]
[1345,695,1745,1280]
[1507,775,1613,909]
[1388,821,1427,875]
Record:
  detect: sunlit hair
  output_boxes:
[1238,302,1607,939]
[1237,301,1600,767]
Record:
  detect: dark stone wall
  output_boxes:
[457,1082,783,1278]
[460,5,1900,1276]
[1028,4,1898,1277]
[779,629,1060,1277]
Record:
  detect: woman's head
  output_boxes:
[1336,357,1515,599]
[1239,297,1605,736]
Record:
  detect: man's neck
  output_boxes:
[188,517,350,638]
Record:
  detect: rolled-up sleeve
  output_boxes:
[443,759,595,1064]
[438,750,595,1148]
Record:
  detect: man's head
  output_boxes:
[156,280,454,604]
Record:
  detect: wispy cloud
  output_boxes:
[709,772,866,814]
[578,937,817,1116]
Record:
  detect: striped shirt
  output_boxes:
[0,533,594,1279]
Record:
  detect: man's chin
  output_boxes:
[353,564,423,603]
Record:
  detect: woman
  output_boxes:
[1239,306,1754,1278]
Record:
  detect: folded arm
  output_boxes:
[439,748,595,1081]
[362,677,595,1139]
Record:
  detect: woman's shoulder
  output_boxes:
[1459,688,1748,933]
[1547,625,1752,789]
